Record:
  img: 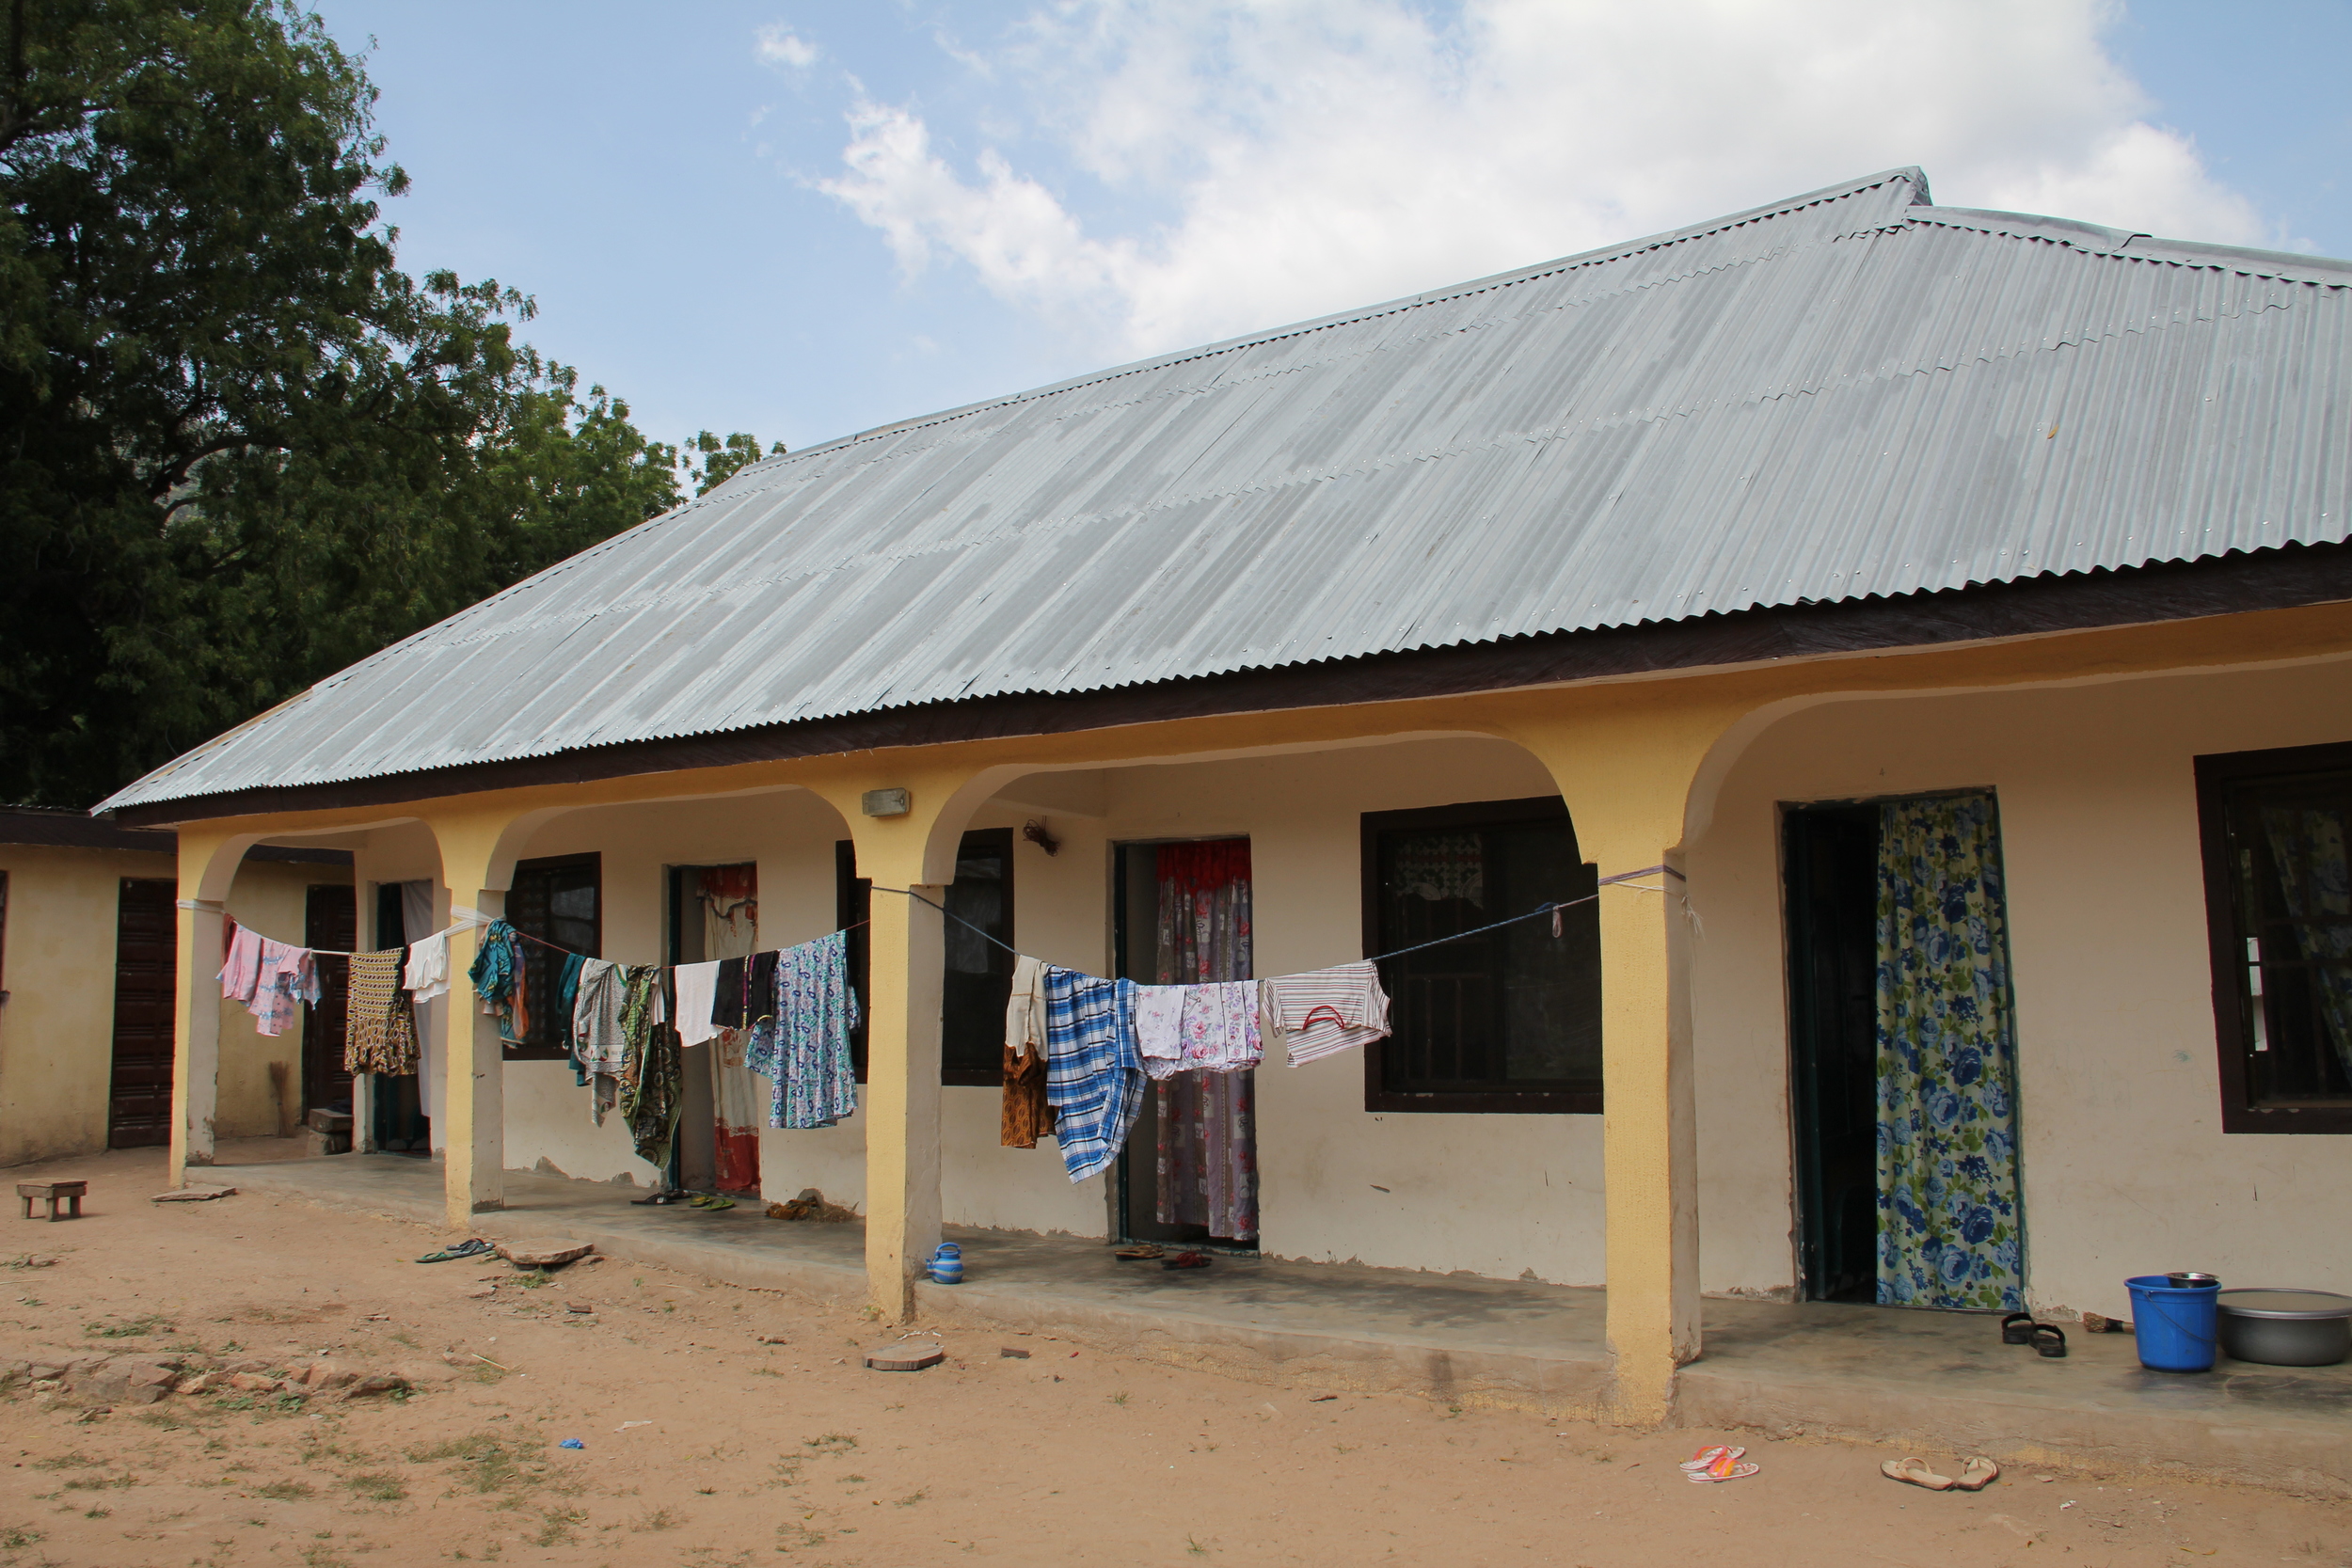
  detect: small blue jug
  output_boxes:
[929,1242,963,1285]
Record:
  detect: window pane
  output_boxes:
[941,831,1013,1080]
[2230,774,2352,1105]
[507,859,598,1054]
[1375,813,1599,1096]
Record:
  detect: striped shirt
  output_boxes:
[1260,961,1391,1066]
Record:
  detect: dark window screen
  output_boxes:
[1363,798,1601,1113]
[942,828,1014,1085]
[2200,749,2352,1131]
[504,854,600,1059]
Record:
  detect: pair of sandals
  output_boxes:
[1883,1455,2000,1492]
[1110,1243,1211,1270]
[414,1238,495,1264]
[2000,1312,2067,1357]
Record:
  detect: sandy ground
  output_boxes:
[0,1147,2343,1568]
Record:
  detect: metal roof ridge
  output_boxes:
[713,167,1934,481]
[1908,205,2352,286]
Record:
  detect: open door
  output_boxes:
[1114,839,1259,1251]
[300,884,358,1120]
[1785,793,2026,1312]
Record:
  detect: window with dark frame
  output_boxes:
[502,853,600,1061]
[2196,742,2352,1133]
[942,828,1015,1085]
[1361,797,1602,1113]
[835,841,872,1082]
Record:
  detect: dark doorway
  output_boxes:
[1782,803,1880,1304]
[107,878,178,1148]
[301,885,358,1119]
[369,883,431,1153]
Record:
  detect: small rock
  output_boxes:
[755,1334,788,1344]
[223,1357,275,1376]
[566,1303,594,1315]
[466,1285,497,1299]
[494,1238,595,1269]
[24,1360,68,1383]
[999,1347,1030,1359]
[337,1374,409,1399]
[226,1372,284,1394]
[299,1363,356,1391]
[863,1345,945,1372]
[175,1372,216,1396]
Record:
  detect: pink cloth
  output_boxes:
[217,919,320,1037]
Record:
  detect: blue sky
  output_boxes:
[312,0,2352,459]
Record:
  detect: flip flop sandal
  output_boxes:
[1687,1450,1759,1483]
[703,1196,736,1212]
[2032,1324,2067,1358]
[1161,1251,1212,1270]
[414,1238,494,1263]
[1883,1457,1956,1491]
[1679,1445,1747,1472]
[1113,1244,1166,1260]
[630,1192,682,1206]
[1999,1311,2037,1345]
[1953,1457,2001,1492]
[687,1195,714,1207]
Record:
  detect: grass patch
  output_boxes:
[775,1525,825,1551]
[84,1314,173,1338]
[62,1473,135,1493]
[256,1480,314,1501]
[803,1433,856,1454]
[343,1473,405,1502]
[1109,1391,1130,1406]
[531,1507,584,1546]
[630,1507,681,1532]
[31,1452,101,1471]
[0,1525,44,1549]
[893,1490,926,1507]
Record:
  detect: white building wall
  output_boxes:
[1690,651,2352,1322]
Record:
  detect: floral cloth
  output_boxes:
[342,949,419,1076]
[1875,791,2025,1313]
[747,931,860,1131]
[1149,841,1259,1240]
[614,966,675,1167]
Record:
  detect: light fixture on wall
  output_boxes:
[1022,819,1060,856]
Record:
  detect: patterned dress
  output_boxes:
[749,932,861,1131]
[342,949,420,1075]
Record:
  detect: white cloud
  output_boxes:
[755,24,819,71]
[813,0,2265,358]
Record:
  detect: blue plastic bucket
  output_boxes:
[2125,1275,2219,1371]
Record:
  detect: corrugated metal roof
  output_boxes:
[101,166,2352,812]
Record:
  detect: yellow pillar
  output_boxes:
[424,811,520,1233]
[168,829,257,1189]
[812,772,976,1322]
[1505,692,1738,1426]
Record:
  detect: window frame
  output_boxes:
[502,851,601,1062]
[2195,739,2352,1133]
[1359,795,1602,1116]
[940,826,1015,1087]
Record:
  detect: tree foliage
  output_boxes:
[0,0,684,807]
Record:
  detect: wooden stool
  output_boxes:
[16,1180,87,1222]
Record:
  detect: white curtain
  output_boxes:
[398,879,442,1148]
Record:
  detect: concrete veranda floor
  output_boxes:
[204,1142,2349,1497]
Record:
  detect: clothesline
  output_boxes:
[881,862,1686,971]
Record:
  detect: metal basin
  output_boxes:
[2215,1289,2352,1367]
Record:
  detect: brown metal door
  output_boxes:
[107,879,179,1148]
[301,886,357,1116]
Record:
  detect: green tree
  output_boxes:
[0,0,681,807]
[679,430,787,497]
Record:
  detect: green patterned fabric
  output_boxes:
[1876,791,2024,1312]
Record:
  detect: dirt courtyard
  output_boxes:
[0,1147,2342,1568]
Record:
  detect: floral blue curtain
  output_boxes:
[1876,791,2025,1312]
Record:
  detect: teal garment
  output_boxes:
[557,952,589,1084]
[1874,791,2025,1313]
[468,920,523,1042]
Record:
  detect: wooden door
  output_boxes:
[107,879,178,1148]
[301,885,357,1117]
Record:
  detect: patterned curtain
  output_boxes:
[1154,840,1258,1242]
[2260,807,2352,1075]
[1875,792,2025,1312]
[701,866,762,1195]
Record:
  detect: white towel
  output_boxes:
[1134,986,1189,1080]
[672,959,723,1047]
[402,931,450,1002]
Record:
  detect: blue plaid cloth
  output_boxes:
[1041,967,1142,1184]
